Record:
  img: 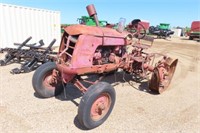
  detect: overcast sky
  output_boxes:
[2,0,200,27]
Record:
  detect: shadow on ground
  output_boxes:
[33,71,158,130]
[73,115,89,130]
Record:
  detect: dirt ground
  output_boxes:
[0,36,200,132]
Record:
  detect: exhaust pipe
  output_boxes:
[86,4,100,27]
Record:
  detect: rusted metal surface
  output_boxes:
[64,25,129,38]
[32,4,178,129]
[90,93,111,121]
[86,4,100,27]
[149,58,178,93]
[58,23,178,91]
[57,11,178,92]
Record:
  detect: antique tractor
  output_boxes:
[32,4,178,129]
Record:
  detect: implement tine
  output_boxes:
[29,40,44,48]
[26,40,45,49]
[46,39,56,52]
[17,36,32,50]
[14,43,37,46]
[38,40,45,47]
[28,43,37,46]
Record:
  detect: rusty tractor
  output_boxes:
[32,4,178,129]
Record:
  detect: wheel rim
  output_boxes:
[158,66,171,93]
[149,58,178,94]
[149,66,172,93]
[90,93,111,121]
[42,71,59,91]
[159,61,177,93]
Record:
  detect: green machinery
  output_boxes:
[77,16,108,27]
[61,16,110,33]
[159,23,170,30]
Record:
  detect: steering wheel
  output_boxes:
[127,19,147,39]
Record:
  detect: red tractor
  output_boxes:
[32,4,178,129]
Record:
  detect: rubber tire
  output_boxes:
[32,62,63,98]
[189,36,193,40]
[78,82,116,129]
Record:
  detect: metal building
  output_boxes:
[0,3,61,48]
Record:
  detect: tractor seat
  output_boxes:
[133,35,154,49]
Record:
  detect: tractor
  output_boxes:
[32,4,178,129]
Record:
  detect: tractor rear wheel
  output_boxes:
[78,82,116,129]
[32,62,64,98]
[149,59,178,94]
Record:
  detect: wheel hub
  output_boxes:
[95,102,105,115]
[43,69,60,90]
[90,93,111,121]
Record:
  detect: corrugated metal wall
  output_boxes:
[0,3,61,48]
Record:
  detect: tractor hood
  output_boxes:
[64,24,128,38]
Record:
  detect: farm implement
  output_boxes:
[0,37,57,74]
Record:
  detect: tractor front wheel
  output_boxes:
[78,82,116,129]
[32,62,64,98]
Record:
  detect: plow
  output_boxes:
[0,37,57,74]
